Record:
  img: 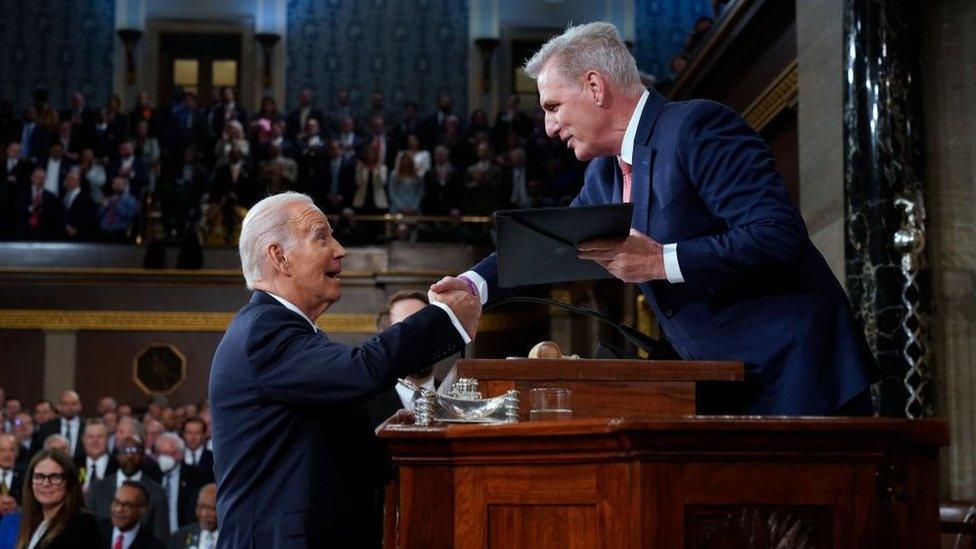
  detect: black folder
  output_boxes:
[495,204,634,288]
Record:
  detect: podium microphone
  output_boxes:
[483,296,678,360]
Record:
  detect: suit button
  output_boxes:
[664,308,673,317]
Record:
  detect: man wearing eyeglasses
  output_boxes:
[98,480,166,549]
[86,436,169,542]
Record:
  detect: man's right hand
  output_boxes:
[430,276,472,296]
[428,289,481,341]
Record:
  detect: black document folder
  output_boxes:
[495,204,634,288]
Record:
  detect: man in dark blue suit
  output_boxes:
[209,191,480,548]
[431,22,876,416]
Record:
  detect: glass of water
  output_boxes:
[529,387,573,421]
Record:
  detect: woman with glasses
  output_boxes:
[14,449,99,549]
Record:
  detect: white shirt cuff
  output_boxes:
[663,243,685,283]
[428,301,472,344]
[460,270,488,305]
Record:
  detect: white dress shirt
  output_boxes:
[27,520,49,549]
[619,89,684,283]
[267,292,470,344]
[44,158,61,195]
[115,469,142,489]
[61,417,80,454]
[198,528,219,549]
[184,447,204,466]
[509,166,531,208]
[395,375,436,411]
[164,466,180,533]
[64,186,81,210]
[84,454,110,489]
[111,523,140,549]
[0,468,13,492]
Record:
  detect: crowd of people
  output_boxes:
[0,388,218,548]
[0,84,586,248]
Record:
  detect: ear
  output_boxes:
[583,70,606,106]
[267,243,291,276]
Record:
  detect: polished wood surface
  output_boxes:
[380,417,948,548]
[454,358,744,419]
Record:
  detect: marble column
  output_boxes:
[921,0,976,500]
[43,331,77,402]
[843,0,931,417]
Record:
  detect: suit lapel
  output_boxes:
[628,88,667,237]
[611,159,623,204]
[631,145,654,236]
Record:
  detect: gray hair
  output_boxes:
[118,415,145,440]
[157,432,185,453]
[523,22,644,96]
[239,192,316,289]
[43,433,70,450]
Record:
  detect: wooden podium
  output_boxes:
[454,358,744,418]
[378,359,950,548]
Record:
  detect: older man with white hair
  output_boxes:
[432,21,876,416]
[210,191,480,548]
[156,432,212,534]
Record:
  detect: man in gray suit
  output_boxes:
[85,436,169,541]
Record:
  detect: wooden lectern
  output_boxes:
[455,358,744,418]
[378,359,950,548]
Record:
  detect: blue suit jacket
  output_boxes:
[209,291,464,548]
[473,89,876,415]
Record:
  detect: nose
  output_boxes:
[334,240,347,260]
[545,114,559,138]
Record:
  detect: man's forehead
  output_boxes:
[291,205,330,232]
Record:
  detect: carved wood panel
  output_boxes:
[685,506,832,549]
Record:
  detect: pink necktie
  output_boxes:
[618,158,633,203]
[113,534,124,549]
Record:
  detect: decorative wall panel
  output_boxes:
[0,0,115,110]
[286,0,469,115]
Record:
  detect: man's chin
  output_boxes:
[574,148,595,161]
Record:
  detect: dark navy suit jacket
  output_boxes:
[473,89,876,415]
[209,290,463,548]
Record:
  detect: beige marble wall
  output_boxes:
[923,0,976,500]
[797,0,846,283]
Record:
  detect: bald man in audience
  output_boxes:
[168,483,218,549]
[33,390,85,461]
[87,436,169,541]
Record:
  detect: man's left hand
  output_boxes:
[578,228,665,283]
